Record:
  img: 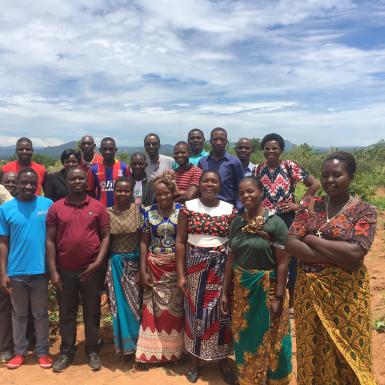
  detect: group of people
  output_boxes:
[0,128,378,385]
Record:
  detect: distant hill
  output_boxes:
[0,139,364,161]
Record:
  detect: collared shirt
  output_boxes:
[189,150,209,166]
[198,151,244,208]
[81,152,103,171]
[1,161,46,196]
[145,154,174,181]
[0,184,12,205]
[175,165,202,191]
[243,162,256,177]
[46,195,110,270]
[0,196,53,276]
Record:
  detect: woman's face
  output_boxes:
[63,154,79,171]
[114,181,133,207]
[154,182,174,208]
[321,159,352,198]
[199,172,221,199]
[263,140,282,162]
[239,179,263,210]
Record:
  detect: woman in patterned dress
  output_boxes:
[135,174,184,364]
[106,177,141,357]
[221,176,292,385]
[254,133,320,307]
[176,170,237,383]
[286,151,377,385]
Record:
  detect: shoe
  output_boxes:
[52,354,72,372]
[0,350,13,363]
[39,355,53,369]
[88,352,102,371]
[7,354,25,369]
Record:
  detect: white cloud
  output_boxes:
[0,0,384,147]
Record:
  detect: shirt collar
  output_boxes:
[208,151,230,161]
[64,194,91,207]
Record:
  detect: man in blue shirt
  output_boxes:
[198,127,244,208]
[187,128,209,166]
[235,138,256,176]
[0,168,53,369]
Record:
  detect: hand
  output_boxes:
[279,201,300,213]
[79,261,101,282]
[270,297,284,321]
[220,293,229,315]
[141,270,152,288]
[50,270,63,290]
[177,275,187,296]
[0,274,12,294]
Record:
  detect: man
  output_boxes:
[144,133,173,181]
[235,138,255,176]
[0,182,12,363]
[198,127,244,208]
[79,135,103,170]
[2,171,18,197]
[0,169,53,369]
[0,138,47,195]
[187,128,209,166]
[88,137,130,207]
[46,168,110,372]
[130,152,155,206]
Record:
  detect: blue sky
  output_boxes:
[0,0,385,147]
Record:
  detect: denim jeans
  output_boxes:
[57,268,102,357]
[10,274,49,357]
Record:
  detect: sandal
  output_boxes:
[186,368,199,383]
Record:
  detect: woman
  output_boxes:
[286,151,377,385]
[105,177,141,356]
[45,149,81,201]
[135,174,184,364]
[173,141,202,203]
[176,171,236,383]
[254,133,320,307]
[221,176,292,385]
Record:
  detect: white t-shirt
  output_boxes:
[185,198,234,247]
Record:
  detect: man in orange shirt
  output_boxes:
[79,135,103,170]
[0,138,47,196]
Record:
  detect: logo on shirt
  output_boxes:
[37,210,48,216]
[118,169,123,177]
[88,211,94,216]
[100,180,114,192]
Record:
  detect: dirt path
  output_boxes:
[1,221,384,385]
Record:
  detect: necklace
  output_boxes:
[325,195,352,223]
[316,195,352,238]
[158,205,175,247]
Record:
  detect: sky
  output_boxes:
[0,0,385,147]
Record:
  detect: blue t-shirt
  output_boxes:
[0,196,53,276]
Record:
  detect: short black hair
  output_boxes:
[261,133,285,151]
[323,151,356,177]
[17,167,37,181]
[199,170,222,185]
[144,133,160,143]
[174,141,190,150]
[188,128,205,138]
[115,176,135,190]
[130,152,146,161]
[16,137,33,148]
[210,127,227,139]
[101,137,116,146]
[60,149,82,164]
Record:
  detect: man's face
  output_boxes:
[17,172,38,200]
[2,172,18,196]
[174,144,190,166]
[210,131,228,154]
[66,169,88,193]
[144,135,160,158]
[16,141,33,164]
[130,155,147,179]
[100,140,117,163]
[79,136,96,156]
[188,131,205,153]
[235,140,252,162]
